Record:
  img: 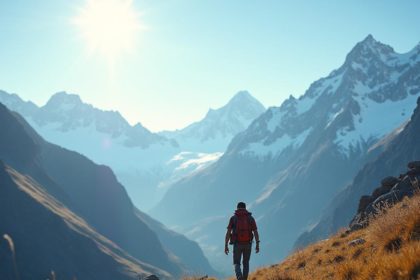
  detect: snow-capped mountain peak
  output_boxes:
[226,90,259,106]
[161,91,266,152]
[33,91,130,137]
[231,35,420,159]
[344,35,396,66]
[202,90,265,124]
[344,35,420,72]
[0,90,174,148]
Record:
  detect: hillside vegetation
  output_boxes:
[249,193,420,280]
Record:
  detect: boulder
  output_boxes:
[391,176,415,193]
[357,195,373,213]
[408,161,420,170]
[371,191,401,208]
[372,185,393,199]
[380,176,400,187]
[348,238,366,246]
[349,221,365,231]
[407,169,420,176]
[349,161,420,231]
[144,275,160,280]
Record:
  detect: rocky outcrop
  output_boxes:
[350,161,420,230]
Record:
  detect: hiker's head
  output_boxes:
[237,202,246,209]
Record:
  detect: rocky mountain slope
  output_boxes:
[151,35,420,271]
[0,102,216,278]
[295,96,420,249]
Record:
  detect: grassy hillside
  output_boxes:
[249,193,420,280]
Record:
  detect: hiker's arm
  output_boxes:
[254,230,260,253]
[224,229,231,255]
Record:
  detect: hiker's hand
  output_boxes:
[224,245,229,255]
[256,245,260,254]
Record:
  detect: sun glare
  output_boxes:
[73,0,141,62]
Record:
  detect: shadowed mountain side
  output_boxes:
[295,97,420,248]
[37,143,182,275]
[0,162,170,280]
[0,107,70,204]
[135,210,219,277]
[0,102,208,277]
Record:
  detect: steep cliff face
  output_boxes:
[296,97,420,248]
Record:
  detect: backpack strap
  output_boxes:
[229,215,238,245]
[232,215,238,234]
[248,215,254,241]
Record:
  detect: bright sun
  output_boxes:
[73,0,141,62]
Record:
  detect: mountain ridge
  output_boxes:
[0,89,265,210]
[160,90,266,153]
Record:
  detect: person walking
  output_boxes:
[224,202,260,280]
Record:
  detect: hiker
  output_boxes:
[224,202,260,280]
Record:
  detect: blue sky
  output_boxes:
[1,0,419,131]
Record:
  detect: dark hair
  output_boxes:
[237,202,246,209]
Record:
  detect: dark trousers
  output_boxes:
[233,243,252,280]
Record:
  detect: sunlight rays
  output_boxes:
[72,0,142,64]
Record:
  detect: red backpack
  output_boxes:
[231,214,254,244]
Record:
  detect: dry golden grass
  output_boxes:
[247,193,420,280]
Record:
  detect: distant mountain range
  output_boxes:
[160,90,266,152]
[0,90,265,210]
[3,91,173,148]
[0,102,216,279]
[150,35,420,272]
